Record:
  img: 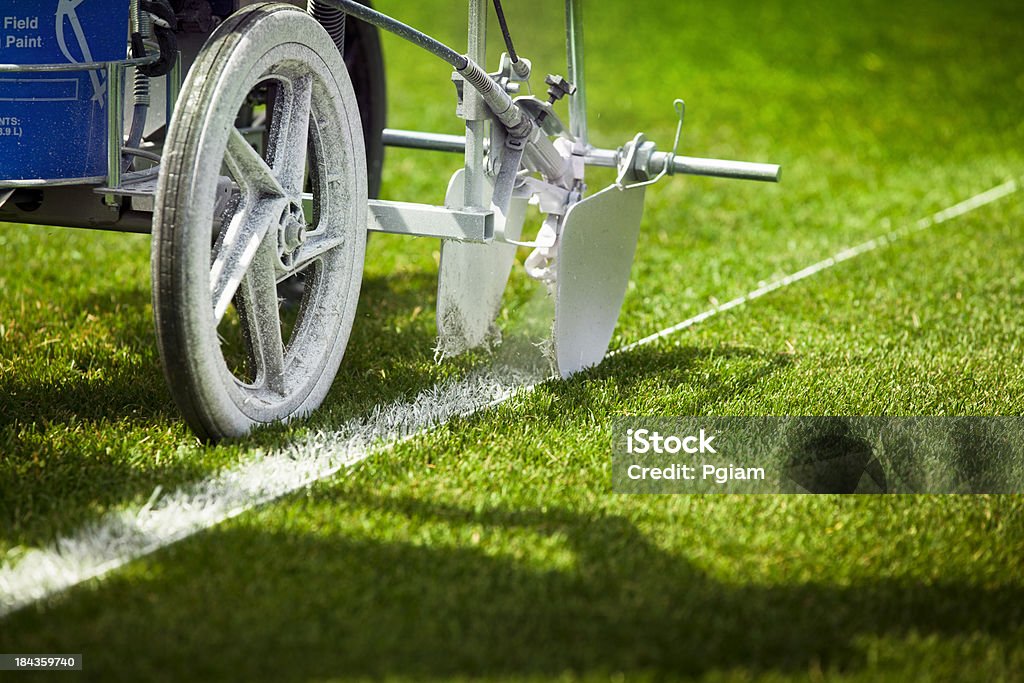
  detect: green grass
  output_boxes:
[2,0,1024,679]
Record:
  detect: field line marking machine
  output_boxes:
[0,0,779,440]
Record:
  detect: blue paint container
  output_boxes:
[0,0,130,183]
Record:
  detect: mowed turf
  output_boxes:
[1,0,1023,680]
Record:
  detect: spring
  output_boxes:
[459,61,499,100]
[132,7,153,106]
[308,0,346,56]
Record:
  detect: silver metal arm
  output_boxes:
[668,155,780,182]
[463,0,488,210]
[322,0,529,134]
[584,147,781,183]
[382,129,470,153]
[382,129,780,183]
[565,0,588,150]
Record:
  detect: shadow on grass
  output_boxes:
[0,270,452,550]
[0,293,794,553]
[3,492,1020,680]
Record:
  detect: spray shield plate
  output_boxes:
[554,182,646,378]
[435,169,528,357]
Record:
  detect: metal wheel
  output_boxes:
[152,3,367,440]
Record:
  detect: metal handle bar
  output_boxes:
[584,148,779,183]
[324,0,530,136]
[667,155,780,183]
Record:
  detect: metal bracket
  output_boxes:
[95,175,495,243]
[365,200,493,242]
[490,52,531,97]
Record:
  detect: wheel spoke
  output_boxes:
[235,237,287,395]
[278,231,345,281]
[209,192,287,322]
[225,128,286,199]
[211,130,291,321]
[268,74,314,197]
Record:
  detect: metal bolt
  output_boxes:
[280,204,307,253]
[545,74,576,105]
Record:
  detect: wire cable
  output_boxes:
[319,0,467,69]
[320,0,530,134]
[491,0,517,62]
[491,0,530,78]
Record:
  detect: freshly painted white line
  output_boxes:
[0,178,1017,618]
[0,368,536,617]
[615,179,1018,354]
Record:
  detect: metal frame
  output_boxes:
[365,200,492,241]
[565,0,588,151]
[0,0,780,236]
[0,0,785,438]
[462,0,488,213]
